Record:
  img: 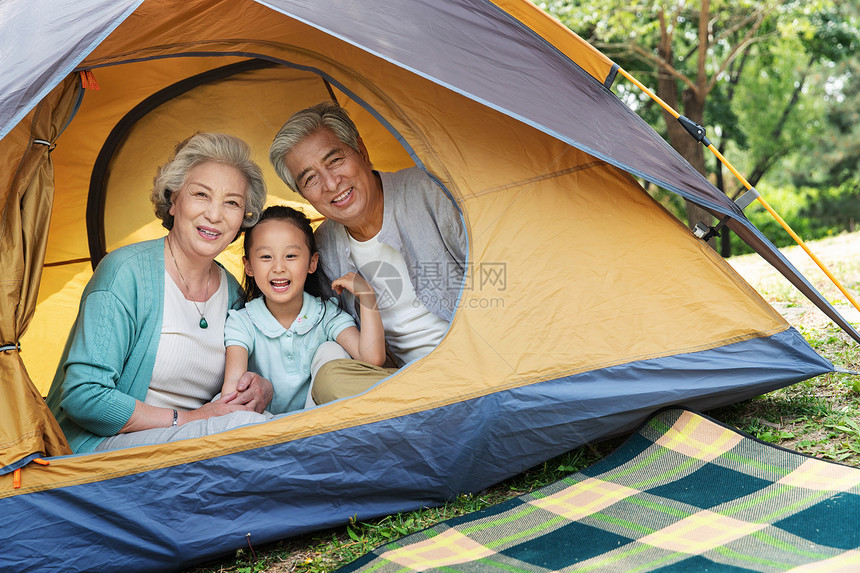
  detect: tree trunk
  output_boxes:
[715,49,752,258]
[676,90,713,243]
[714,154,732,257]
[656,5,715,248]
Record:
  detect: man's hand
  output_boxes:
[227,371,274,413]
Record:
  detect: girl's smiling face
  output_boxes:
[243,218,319,316]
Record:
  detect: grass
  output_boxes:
[187,231,860,573]
[715,232,860,468]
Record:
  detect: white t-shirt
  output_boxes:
[146,267,228,410]
[347,233,447,365]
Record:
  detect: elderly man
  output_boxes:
[269,101,467,403]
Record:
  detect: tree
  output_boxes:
[791,4,860,189]
[730,6,858,189]
[540,0,855,255]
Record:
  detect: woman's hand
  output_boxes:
[179,373,271,424]
[225,371,273,413]
[121,395,252,431]
[179,392,252,424]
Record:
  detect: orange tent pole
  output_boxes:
[616,67,860,315]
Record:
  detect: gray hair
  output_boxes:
[269,101,362,193]
[152,132,266,230]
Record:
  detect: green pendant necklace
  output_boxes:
[167,237,211,329]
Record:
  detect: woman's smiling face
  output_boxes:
[168,161,248,260]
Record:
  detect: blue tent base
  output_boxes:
[0,327,831,572]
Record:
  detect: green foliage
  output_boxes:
[542,0,859,251]
[728,40,828,185]
[643,179,859,257]
[705,83,748,152]
[799,6,859,62]
[799,180,860,229]
[794,58,860,188]
[729,183,860,255]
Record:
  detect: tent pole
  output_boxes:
[616,66,860,316]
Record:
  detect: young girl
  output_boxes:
[222,205,385,413]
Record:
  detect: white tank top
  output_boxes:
[146,267,228,410]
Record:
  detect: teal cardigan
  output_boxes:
[46,238,243,453]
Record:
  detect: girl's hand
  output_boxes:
[332,273,386,366]
[332,272,375,299]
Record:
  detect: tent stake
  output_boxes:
[616,66,860,316]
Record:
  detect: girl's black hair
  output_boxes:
[241,205,337,303]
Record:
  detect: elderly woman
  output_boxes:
[47,132,272,453]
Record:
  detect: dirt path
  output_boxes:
[727,230,860,332]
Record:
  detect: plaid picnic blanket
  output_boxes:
[338,408,860,572]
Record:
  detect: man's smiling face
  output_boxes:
[284,128,382,238]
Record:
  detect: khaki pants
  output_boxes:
[311,359,398,404]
